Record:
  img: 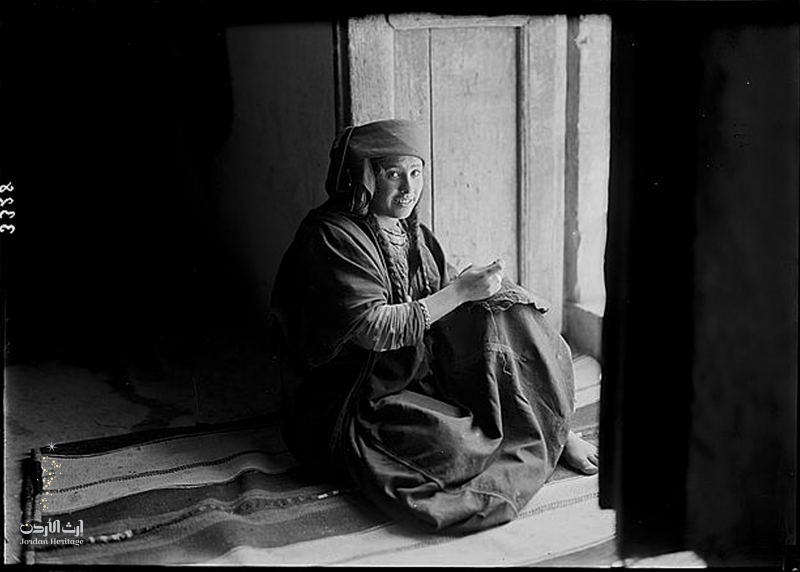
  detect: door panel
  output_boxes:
[430,26,519,278]
[394,28,433,226]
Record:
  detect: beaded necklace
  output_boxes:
[381,223,408,247]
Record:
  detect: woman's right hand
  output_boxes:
[453,259,505,303]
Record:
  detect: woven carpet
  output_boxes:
[20,402,614,566]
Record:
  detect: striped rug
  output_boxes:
[20,404,614,566]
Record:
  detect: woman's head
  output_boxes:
[325,119,427,215]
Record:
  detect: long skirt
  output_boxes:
[337,290,575,535]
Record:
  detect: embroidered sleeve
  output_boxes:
[350,301,427,352]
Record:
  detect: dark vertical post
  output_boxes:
[601,6,701,557]
[332,19,351,133]
[602,2,798,561]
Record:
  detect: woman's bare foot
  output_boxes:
[561,431,599,475]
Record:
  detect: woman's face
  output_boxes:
[369,155,424,221]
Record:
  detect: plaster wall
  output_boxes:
[214,22,336,314]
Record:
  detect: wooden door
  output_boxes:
[337,14,567,330]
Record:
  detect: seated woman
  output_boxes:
[270,119,598,535]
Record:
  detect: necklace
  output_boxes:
[382,224,406,237]
[381,223,408,247]
[383,232,408,247]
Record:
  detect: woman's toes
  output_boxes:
[572,455,599,475]
[563,432,600,475]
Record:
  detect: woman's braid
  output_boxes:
[405,207,433,297]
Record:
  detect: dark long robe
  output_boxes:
[270,201,575,534]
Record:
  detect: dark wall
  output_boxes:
[0,2,335,368]
[1,2,230,364]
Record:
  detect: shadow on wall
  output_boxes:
[2,7,336,374]
[212,21,336,317]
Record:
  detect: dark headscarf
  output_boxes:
[325,119,428,213]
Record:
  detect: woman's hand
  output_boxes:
[418,258,505,326]
[452,259,505,303]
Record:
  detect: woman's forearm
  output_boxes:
[351,288,459,352]
[421,282,466,324]
[351,300,426,352]
[351,276,485,352]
